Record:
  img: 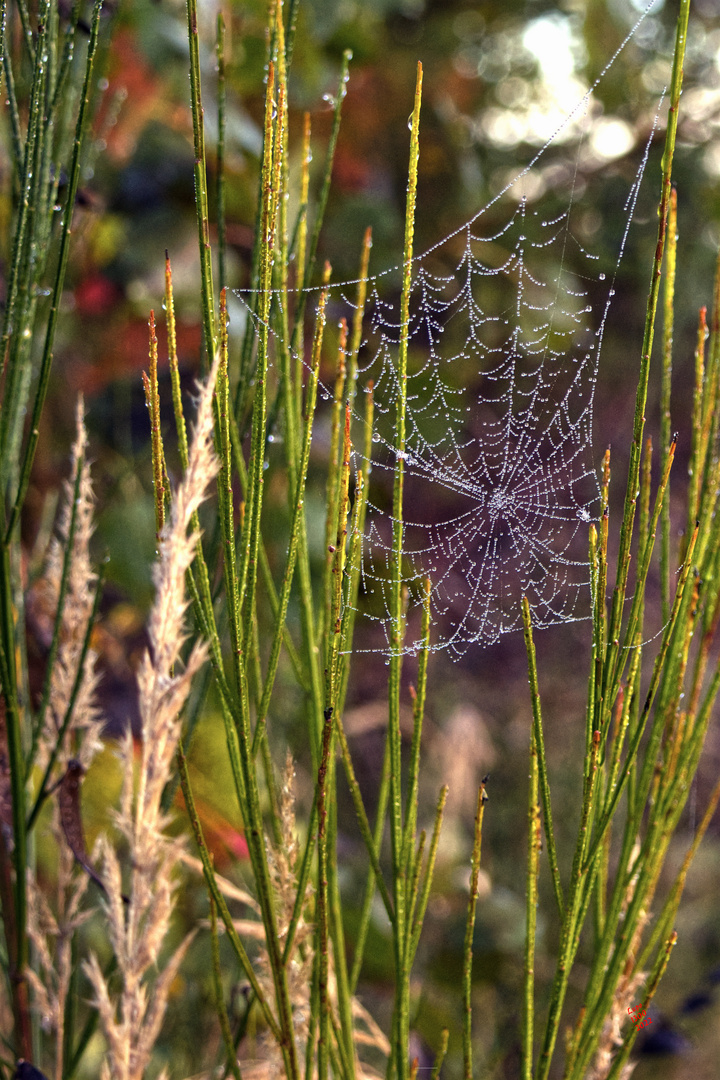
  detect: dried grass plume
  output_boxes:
[85,358,220,1080]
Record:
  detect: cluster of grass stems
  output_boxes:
[3,0,720,1077]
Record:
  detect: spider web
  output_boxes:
[337,119,653,656]
[237,6,661,658]
[348,183,634,658]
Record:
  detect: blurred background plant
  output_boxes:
[4,0,720,1079]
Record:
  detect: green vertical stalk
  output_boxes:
[388,61,422,1080]
[346,227,372,406]
[407,784,447,961]
[325,403,352,711]
[401,578,431,869]
[590,450,610,743]
[177,746,280,1037]
[1,0,24,171]
[217,289,244,699]
[316,705,334,1080]
[687,307,708,541]
[143,311,166,539]
[347,396,389,988]
[607,434,677,697]
[463,781,487,1080]
[0,0,49,485]
[523,731,540,1080]
[14,0,34,62]
[583,522,697,873]
[186,0,217,362]
[603,0,690,703]
[216,12,227,293]
[0,538,30,1057]
[321,323,348,647]
[323,405,358,1080]
[660,188,677,624]
[184,26,299,1076]
[239,62,279,633]
[536,728,602,1080]
[430,1031,449,1080]
[252,288,326,750]
[522,597,563,919]
[210,897,244,1080]
[294,111,311,294]
[302,50,352,295]
[604,934,677,1080]
[6,0,104,540]
[165,253,189,469]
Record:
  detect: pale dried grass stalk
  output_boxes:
[85,358,220,1080]
[36,396,103,772]
[584,969,644,1080]
[25,847,94,1080]
[25,400,104,1078]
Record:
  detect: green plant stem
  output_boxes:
[216,12,227,293]
[430,1031,449,1080]
[408,785,447,971]
[388,61,422,1080]
[687,307,708,541]
[143,311,166,538]
[602,0,689,707]
[522,597,563,918]
[660,187,676,627]
[0,2,48,486]
[322,404,360,1080]
[298,51,352,298]
[537,728,602,1080]
[463,780,487,1080]
[186,0,217,363]
[607,436,676,697]
[216,288,246,703]
[165,253,189,467]
[316,707,334,1080]
[214,65,300,1080]
[15,0,34,62]
[349,736,390,993]
[1,2,23,171]
[333,717,394,922]
[252,289,326,752]
[605,934,677,1080]
[238,61,278,651]
[321,324,348,646]
[5,0,104,539]
[177,744,280,1039]
[523,730,540,1080]
[585,522,697,873]
[638,775,720,973]
[0,547,30,1058]
[211,896,244,1080]
[401,579,431,879]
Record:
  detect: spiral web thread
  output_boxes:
[237,6,661,658]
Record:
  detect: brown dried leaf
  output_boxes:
[57,759,107,895]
